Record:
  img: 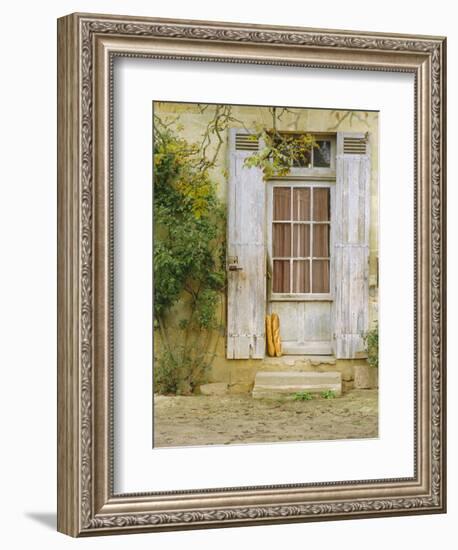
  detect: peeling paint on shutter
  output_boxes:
[226,129,266,359]
[333,132,370,359]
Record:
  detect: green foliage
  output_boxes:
[154,348,211,396]
[152,106,321,395]
[153,123,225,395]
[293,391,314,401]
[320,390,337,399]
[363,322,379,368]
[244,129,316,180]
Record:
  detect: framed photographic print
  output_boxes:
[57,13,446,536]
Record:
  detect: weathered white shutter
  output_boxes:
[226,129,266,359]
[333,132,371,358]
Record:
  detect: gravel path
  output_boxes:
[153,390,378,447]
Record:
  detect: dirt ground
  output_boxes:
[154,390,378,447]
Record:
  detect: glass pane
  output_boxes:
[274,133,312,167]
[312,224,329,257]
[292,148,311,167]
[313,140,331,168]
[293,187,311,221]
[273,187,291,220]
[312,260,330,293]
[273,223,291,257]
[313,188,330,221]
[273,260,290,293]
[293,260,310,293]
[293,224,310,257]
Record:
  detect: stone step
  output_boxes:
[263,355,336,365]
[252,371,342,399]
[259,355,336,372]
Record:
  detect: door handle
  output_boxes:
[227,256,243,271]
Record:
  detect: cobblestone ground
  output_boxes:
[154,389,378,447]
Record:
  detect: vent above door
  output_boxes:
[343,136,367,155]
[235,133,259,151]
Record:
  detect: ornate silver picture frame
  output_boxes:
[57,12,446,536]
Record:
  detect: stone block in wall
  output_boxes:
[354,365,378,389]
[342,380,355,393]
[338,364,355,382]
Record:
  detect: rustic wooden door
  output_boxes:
[226,130,370,360]
[267,181,334,355]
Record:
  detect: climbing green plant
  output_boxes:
[153,121,225,395]
[184,103,318,181]
[153,105,319,394]
[244,128,317,180]
[363,322,379,368]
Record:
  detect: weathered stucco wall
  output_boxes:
[154,102,379,391]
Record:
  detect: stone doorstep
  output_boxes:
[259,355,337,373]
[262,355,336,367]
[252,371,342,399]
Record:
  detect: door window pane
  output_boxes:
[313,188,330,221]
[293,224,310,257]
[273,187,291,220]
[293,187,311,220]
[273,260,290,293]
[312,260,330,293]
[312,224,329,257]
[292,260,310,293]
[273,223,291,257]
